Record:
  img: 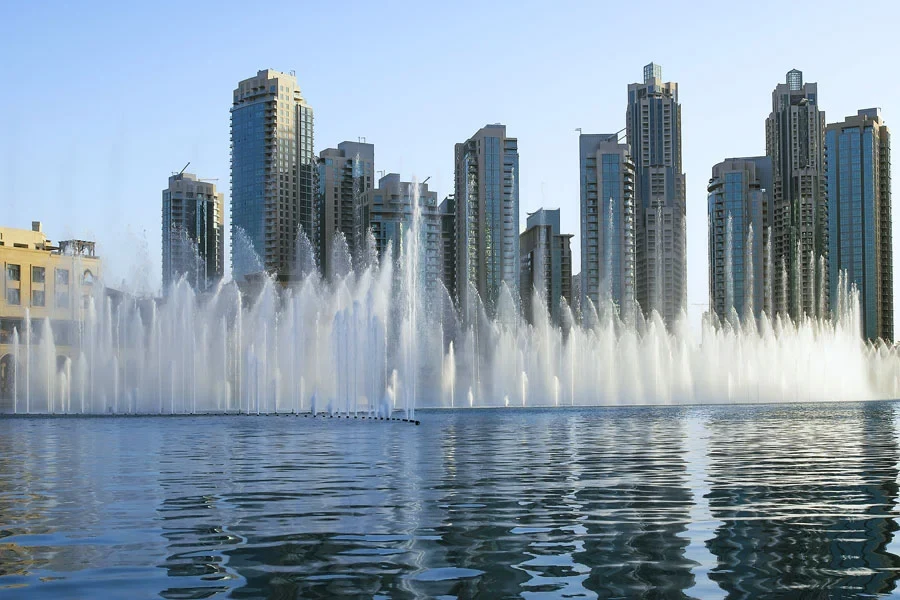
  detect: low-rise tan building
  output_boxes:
[0,222,101,402]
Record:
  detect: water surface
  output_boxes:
[1,403,900,598]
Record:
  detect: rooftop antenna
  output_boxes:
[575,128,582,134]
[358,136,366,144]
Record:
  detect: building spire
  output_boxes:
[786,69,803,91]
[643,62,662,84]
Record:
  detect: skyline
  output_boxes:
[3,0,900,334]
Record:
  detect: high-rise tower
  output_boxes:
[317,141,374,276]
[162,171,224,293]
[579,133,635,318]
[707,157,772,321]
[231,69,314,282]
[826,108,892,341]
[626,63,686,325]
[765,68,828,319]
[454,124,520,315]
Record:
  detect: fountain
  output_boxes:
[1,191,899,416]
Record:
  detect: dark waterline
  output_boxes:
[1,402,900,598]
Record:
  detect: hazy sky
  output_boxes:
[3,0,899,333]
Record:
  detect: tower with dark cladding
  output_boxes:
[519,208,573,325]
[626,63,686,325]
[765,68,828,319]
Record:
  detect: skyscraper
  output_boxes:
[360,174,443,297]
[230,69,314,282]
[626,63,686,325]
[579,133,635,317]
[765,68,828,319]
[162,171,225,293]
[439,194,457,301]
[317,141,374,276]
[454,124,520,315]
[707,157,772,321]
[519,208,573,324]
[826,108,892,342]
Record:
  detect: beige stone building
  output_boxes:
[0,222,101,401]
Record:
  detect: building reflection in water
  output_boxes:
[704,402,900,597]
[3,405,900,599]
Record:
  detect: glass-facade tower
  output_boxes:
[162,172,224,293]
[707,157,771,321]
[454,124,520,316]
[579,133,635,318]
[826,108,892,342]
[231,69,314,282]
[626,63,686,326]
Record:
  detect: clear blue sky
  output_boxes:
[3,0,899,332]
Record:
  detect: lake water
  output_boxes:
[1,403,900,599]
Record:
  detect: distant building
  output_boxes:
[439,195,457,302]
[626,63,686,325]
[454,124,520,315]
[765,68,828,318]
[826,108,892,342]
[360,174,443,297]
[0,222,101,405]
[579,133,635,317]
[519,208,573,324]
[231,69,315,281]
[707,157,772,321]
[317,141,375,276]
[162,172,224,293]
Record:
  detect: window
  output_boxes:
[83,270,94,285]
[55,291,69,308]
[7,289,20,305]
[32,266,45,283]
[32,290,45,307]
[56,268,69,285]
[7,264,20,281]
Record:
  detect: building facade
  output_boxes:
[826,108,892,342]
[360,174,443,298]
[579,133,636,317]
[707,157,772,322]
[231,69,315,282]
[317,141,374,276]
[439,195,457,302]
[519,208,573,324]
[626,63,686,325]
[454,124,520,315]
[765,68,828,319]
[162,172,224,293]
[0,223,101,404]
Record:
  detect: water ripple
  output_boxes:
[0,404,898,597]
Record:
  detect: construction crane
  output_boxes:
[173,162,190,177]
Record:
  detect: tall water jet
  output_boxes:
[724,213,734,322]
[744,223,755,324]
[765,226,774,319]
